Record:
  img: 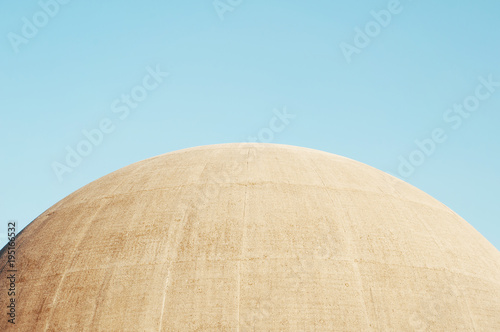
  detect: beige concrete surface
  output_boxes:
[1,143,499,331]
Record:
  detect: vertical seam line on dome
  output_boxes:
[237,148,250,331]
[43,167,140,331]
[158,173,197,331]
[416,209,478,330]
[42,203,109,331]
[309,157,373,330]
[158,151,216,331]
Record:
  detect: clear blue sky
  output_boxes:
[1,0,499,249]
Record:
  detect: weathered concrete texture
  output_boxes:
[1,143,499,331]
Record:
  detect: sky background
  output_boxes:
[1,0,499,249]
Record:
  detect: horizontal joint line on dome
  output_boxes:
[44,187,447,217]
[16,259,496,285]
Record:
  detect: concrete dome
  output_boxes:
[1,143,499,331]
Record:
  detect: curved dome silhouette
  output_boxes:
[1,143,499,330]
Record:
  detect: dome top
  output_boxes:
[2,143,499,330]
